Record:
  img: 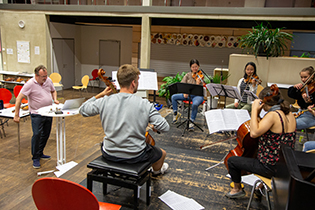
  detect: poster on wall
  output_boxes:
[17,41,30,63]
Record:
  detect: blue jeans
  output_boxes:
[303,141,315,152]
[30,114,53,160]
[295,110,315,130]
[171,93,204,121]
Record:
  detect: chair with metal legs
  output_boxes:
[247,174,272,210]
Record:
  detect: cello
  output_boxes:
[224,84,280,172]
[223,120,259,173]
[97,68,156,146]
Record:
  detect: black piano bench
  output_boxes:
[87,155,152,210]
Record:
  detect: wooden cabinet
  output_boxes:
[0,71,34,88]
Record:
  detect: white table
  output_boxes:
[0,106,29,154]
[37,104,79,166]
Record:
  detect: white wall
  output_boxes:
[150,44,243,77]
[50,23,133,86]
[80,25,132,81]
[228,54,315,87]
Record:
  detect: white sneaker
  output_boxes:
[189,122,194,129]
[152,163,169,175]
[172,113,181,123]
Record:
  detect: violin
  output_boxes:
[294,106,315,118]
[98,69,118,93]
[98,69,156,145]
[223,120,259,174]
[300,72,315,99]
[192,70,204,81]
[192,70,207,88]
[244,74,262,85]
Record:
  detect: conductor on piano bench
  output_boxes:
[79,64,170,175]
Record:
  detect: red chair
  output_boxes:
[89,69,99,89]
[0,88,15,108]
[13,85,28,104]
[32,177,122,210]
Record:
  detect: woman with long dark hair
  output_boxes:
[171,59,204,130]
[226,62,259,113]
[225,84,296,199]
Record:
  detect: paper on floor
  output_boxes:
[54,161,78,177]
[159,190,204,210]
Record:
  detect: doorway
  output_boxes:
[52,38,75,89]
[99,40,120,87]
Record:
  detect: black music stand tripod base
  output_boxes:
[177,110,204,136]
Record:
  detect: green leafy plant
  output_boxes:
[158,72,187,100]
[239,23,293,58]
[208,74,230,84]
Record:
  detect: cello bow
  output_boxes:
[200,135,236,150]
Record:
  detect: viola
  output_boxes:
[223,120,259,174]
[98,69,118,93]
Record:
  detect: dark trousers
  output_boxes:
[227,156,276,183]
[31,114,52,160]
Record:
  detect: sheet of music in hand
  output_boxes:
[205,109,251,134]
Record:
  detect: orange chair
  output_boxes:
[32,177,122,210]
[0,88,15,108]
[13,85,28,104]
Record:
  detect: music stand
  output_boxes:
[139,68,157,103]
[203,84,242,171]
[169,83,204,136]
[243,90,258,102]
[206,83,242,107]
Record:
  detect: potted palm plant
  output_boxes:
[239,23,293,58]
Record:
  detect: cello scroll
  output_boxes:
[98,69,117,93]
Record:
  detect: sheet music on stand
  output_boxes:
[206,83,241,101]
[205,109,251,134]
[244,90,258,102]
[112,71,158,90]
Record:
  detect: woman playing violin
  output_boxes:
[226,85,296,199]
[226,62,260,113]
[171,59,204,130]
[288,66,315,130]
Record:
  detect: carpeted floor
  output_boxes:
[81,112,273,210]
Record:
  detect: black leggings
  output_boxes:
[227,156,277,183]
